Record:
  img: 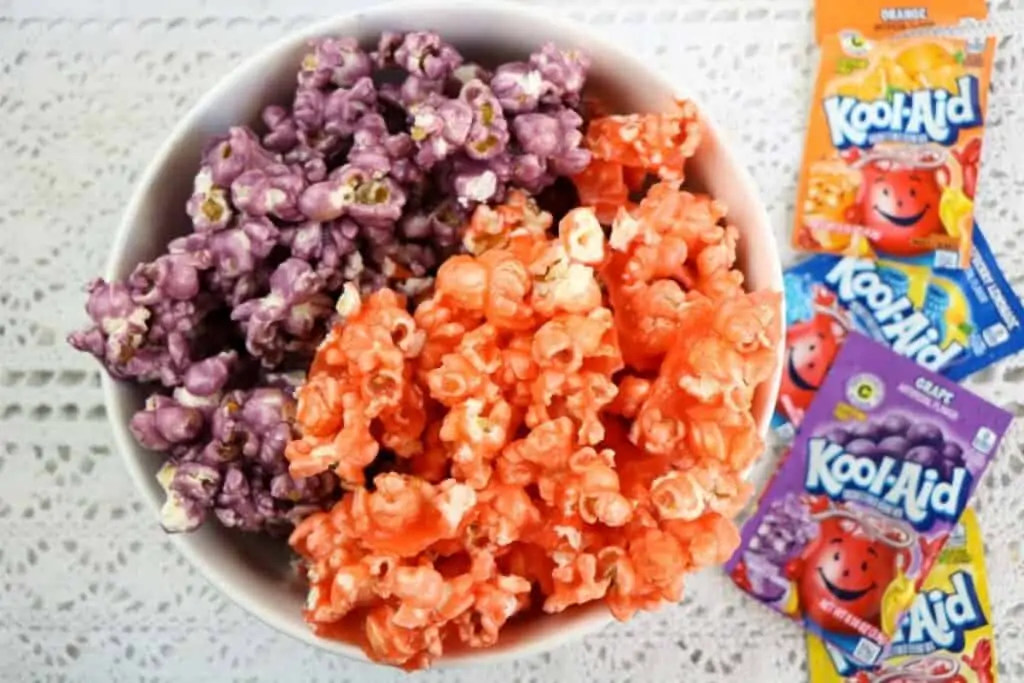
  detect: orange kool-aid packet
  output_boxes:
[796,1,995,270]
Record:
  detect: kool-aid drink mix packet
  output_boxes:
[795,0,995,269]
[727,333,1012,668]
[807,507,999,682]
[774,226,1024,437]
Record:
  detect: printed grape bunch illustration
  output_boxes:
[823,414,967,480]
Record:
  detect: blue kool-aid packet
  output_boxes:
[773,225,1024,439]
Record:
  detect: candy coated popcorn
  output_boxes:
[71,31,595,454]
[69,32,782,668]
[285,143,780,665]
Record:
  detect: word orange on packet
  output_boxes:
[814,0,987,46]
[796,1,996,270]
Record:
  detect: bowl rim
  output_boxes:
[101,0,785,668]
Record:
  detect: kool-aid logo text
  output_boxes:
[825,258,965,371]
[805,438,971,529]
[823,76,983,149]
[893,571,986,654]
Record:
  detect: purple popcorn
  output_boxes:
[460,79,510,160]
[166,230,270,309]
[298,177,354,222]
[393,31,464,81]
[261,105,300,153]
[282,219,360,291]
[231,163,306,222]
[379,75,448,110]
[408,94,473,169]
[68,279,149,370]
[128,250,209,306]
[214,467,274,531]
[347,114,423,187]
[157,461,211,532]
[304,163,408,228]
[298,36,374,90]
[186,167,234,232]
[510,153,551,194]
[373,31,404,68]
[529,42,590,107]
[346,171,407,229]
[512,109,590,177]
[150,387,339,533]
[130,394,204,451]
[172,462,223,507]
[204,127,280,188]
[284,144,328,183]
[176,350,238,411]
[323,76,378,139]
[449,154,511,205]
[401,199,467,248]
[491,62,546,114]
[68,262,215,388]
[231,259,334,367]
[293,87,328,139]
[450,63,492,91]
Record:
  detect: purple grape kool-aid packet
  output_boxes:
[726,333,1012,669]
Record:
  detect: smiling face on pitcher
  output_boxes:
[860,162,945,255]
[796,518,907,630]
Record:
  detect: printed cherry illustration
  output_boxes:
[961,638,995,683]
[951,138,982,200]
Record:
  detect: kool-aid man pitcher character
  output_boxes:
[777,287,850,428]
[842,147,950,257]
[784,499,915,641]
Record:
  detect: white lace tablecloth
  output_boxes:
[2,0,1023,680]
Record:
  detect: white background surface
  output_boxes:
[1,1,1023,680]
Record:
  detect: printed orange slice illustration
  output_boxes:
[895,42,956,79]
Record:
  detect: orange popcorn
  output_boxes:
[584,99,701,181]
[572,158,630,224]
[283,100,781,669]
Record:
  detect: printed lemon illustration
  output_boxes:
[880,569,917,636]
[939,187,973,239]
[895,41,957,79]
[781,583,800,617]
[880,261,931,306]
[929,277,972,346]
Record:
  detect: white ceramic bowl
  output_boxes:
[103,0,785,667]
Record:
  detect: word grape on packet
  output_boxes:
[727,333,1012,668]
[775,226,1024,437]
[808,507,997,682]
[793,29,995,269]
